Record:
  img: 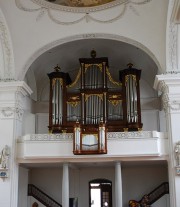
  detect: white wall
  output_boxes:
[29,164,168,207]
[18,167,29,207]
[29,168,63,204]
[0,0,168,80]
[152,194,170,207]
[35,113,49,134]
[122,164,168,206]
[178,25,180,70]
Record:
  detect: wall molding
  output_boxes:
[15,0,152,25]
[166,0,178,72]
[17,131,166,142]
[0,10,15,80]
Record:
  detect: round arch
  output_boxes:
[19,33,163,81]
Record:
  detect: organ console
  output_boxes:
[48,50,142,154]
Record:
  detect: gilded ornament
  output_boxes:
[106,68,121,86]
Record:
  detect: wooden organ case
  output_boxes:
[48,51,142,155]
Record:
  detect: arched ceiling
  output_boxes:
[26,39,159,101]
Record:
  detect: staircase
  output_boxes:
[28,184,62,207]
[129,182,169,207]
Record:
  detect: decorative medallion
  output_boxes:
[15,0,152,25]
[44,0,115,8]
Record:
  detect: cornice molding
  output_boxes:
[15,0,152,25]
[0,81,32,96]
[154,74,180,92]
[0,81,32,120]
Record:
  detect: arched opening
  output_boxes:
[22,37,163,135]
[89,179,112,207]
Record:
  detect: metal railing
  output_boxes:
[129,182,169,207]
[28,184,62,207]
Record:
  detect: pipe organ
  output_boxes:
[48,51,142,154]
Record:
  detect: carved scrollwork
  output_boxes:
[0,107,24,121]
[161,94,180,113]
[1,107,14,118]
[155,80,180,113]
[169,101,180,111]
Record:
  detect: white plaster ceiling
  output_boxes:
[26,39,159,101]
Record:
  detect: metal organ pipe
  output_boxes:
[60,80,63,124]
[126,75,137,123]
[82,93,85,124]
[52,79,63,125]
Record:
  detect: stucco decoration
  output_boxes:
[0,145,10,180]
[0,107,24,121]
[18,131,157,142]
[156,79,180,113]
[0,145,10,169]
[0,10,15,81]
[0,82,32,120]
[15,0,152,24]
[166,0,178,73]
[175,141,180,175]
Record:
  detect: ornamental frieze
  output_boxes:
[0,107,24,121]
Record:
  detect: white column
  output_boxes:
[115,162,122,207]
[62,163,69,207]
[0,81,32,207]
[154,75,180,207]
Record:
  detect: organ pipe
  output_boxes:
[48,51,142,147]
[47,65,71,133]
[48,51,143,155]
[119,63,142,130]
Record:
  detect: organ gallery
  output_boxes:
[48,50,142,154]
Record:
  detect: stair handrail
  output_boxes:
[129,182,169,207]
[148,182,169,204]
[28,184,62,207]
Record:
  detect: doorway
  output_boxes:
[89,179,112,207]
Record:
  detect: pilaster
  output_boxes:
[115,162,122,207]
[154,74,180,207]
[62,163,69,207]
[0,81,32,207]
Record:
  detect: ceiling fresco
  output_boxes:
[45,0,115,7]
